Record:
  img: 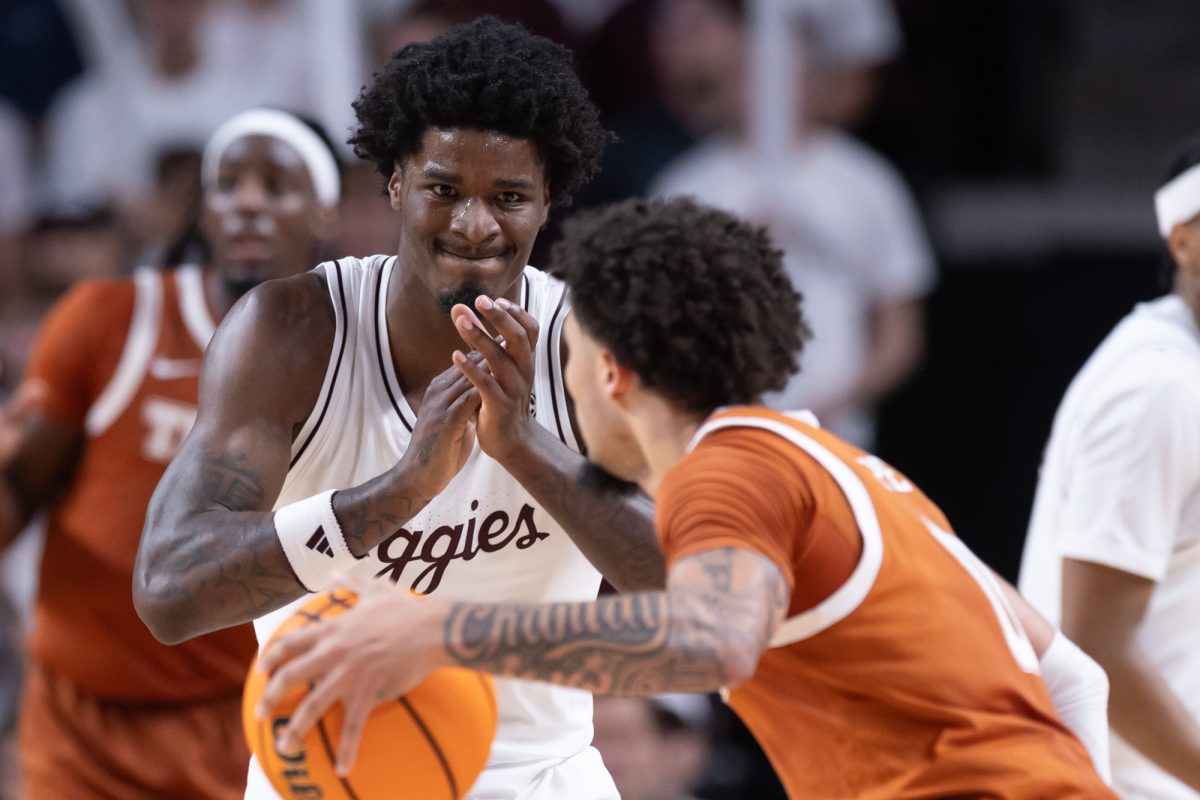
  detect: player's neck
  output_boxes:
[1175,275,1200,331]
[628,397,706,498]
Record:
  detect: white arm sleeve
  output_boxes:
[1039,631,1112,783]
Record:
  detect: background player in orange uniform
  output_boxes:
[261,196,1116,798]
[0,107,338,799]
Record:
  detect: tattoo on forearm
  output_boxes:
[149,449,303,632]
[444,548,788,695]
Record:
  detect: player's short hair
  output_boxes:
[349,16,610,208]
[553,196,809,414]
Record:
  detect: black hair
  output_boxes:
[349,16,611,208]
[552,196,808,414]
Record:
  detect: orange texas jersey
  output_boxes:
[24,266,256,702]
[655,407,1114,800]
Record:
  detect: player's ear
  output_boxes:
[600,349,635,401]
[539,180,551,228]
[387,162,404,212]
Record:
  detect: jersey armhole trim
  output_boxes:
[691,415,884,647]
[291,261,349,467]
[544,287,579,451]
[85,268,162,436]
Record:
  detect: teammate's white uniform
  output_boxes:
[1021,293,1200,800]
[245,255,618,799]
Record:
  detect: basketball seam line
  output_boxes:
[316,711,361,800]
[398,696,459,800]
[307,593,361,800]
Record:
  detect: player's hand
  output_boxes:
[450,296,539,463]
[0,380,46,468]
[398,360,481,500]
[257,572,449,777]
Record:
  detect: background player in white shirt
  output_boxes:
[134,18,662,800]
[1020,139,1200,798]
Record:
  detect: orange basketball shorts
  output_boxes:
[19,663,248,800]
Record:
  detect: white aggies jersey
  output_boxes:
[248,255,611,799]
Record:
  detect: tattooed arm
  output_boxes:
[259,546,789,771]
[443,546,789,694]
[134,273,479,644]
[451,300,664,591]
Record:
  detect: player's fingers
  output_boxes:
[259,623,323,677]
[452,349,502,400]
[277,666,349,755]
[451,307,517,390]
[334,690,376,777]
[258,642,336,724]
[447,384,482,422]
[470,296,536,380]
[493,296,540,351]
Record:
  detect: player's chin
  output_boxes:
[219,262,277,300]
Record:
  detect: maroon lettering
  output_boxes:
[513,504,550,549]
[371,503,552,593]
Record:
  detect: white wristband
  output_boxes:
[274,490,358,592]
[1040,631,1112,783]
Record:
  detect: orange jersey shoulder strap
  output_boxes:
[692,408,883,646]
[85,268,163,436]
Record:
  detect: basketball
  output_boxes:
[243,590,498,800]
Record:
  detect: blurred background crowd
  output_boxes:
[1,0,1198,797]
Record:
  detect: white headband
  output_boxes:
[201,108,341,208]
[1155,162,1200,238]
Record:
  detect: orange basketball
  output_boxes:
[243,589,498,800]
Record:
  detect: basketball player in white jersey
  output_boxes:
[1020,139,1200,797]
[134,17,662,800]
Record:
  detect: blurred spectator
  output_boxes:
[1,207,129,399]
[578,0,901,235]
[40,0,360,255]
[0,0,84,121]
[368,0,571,65]
[0,102,33,315]
[650,0,934,447]
[592,695,712,800]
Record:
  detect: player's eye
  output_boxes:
[431,184,456,198]
[497,192,523,205]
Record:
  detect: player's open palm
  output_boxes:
[450,296,539,463]
[401,362,481,500]
[258,572,447,777]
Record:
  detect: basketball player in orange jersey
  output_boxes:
[261,197,1117,799]
[0,107,339,799]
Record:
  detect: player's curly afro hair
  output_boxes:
[349,16,611,208]
[553,197,809,414]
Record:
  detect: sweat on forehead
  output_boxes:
[201,108,341,207]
